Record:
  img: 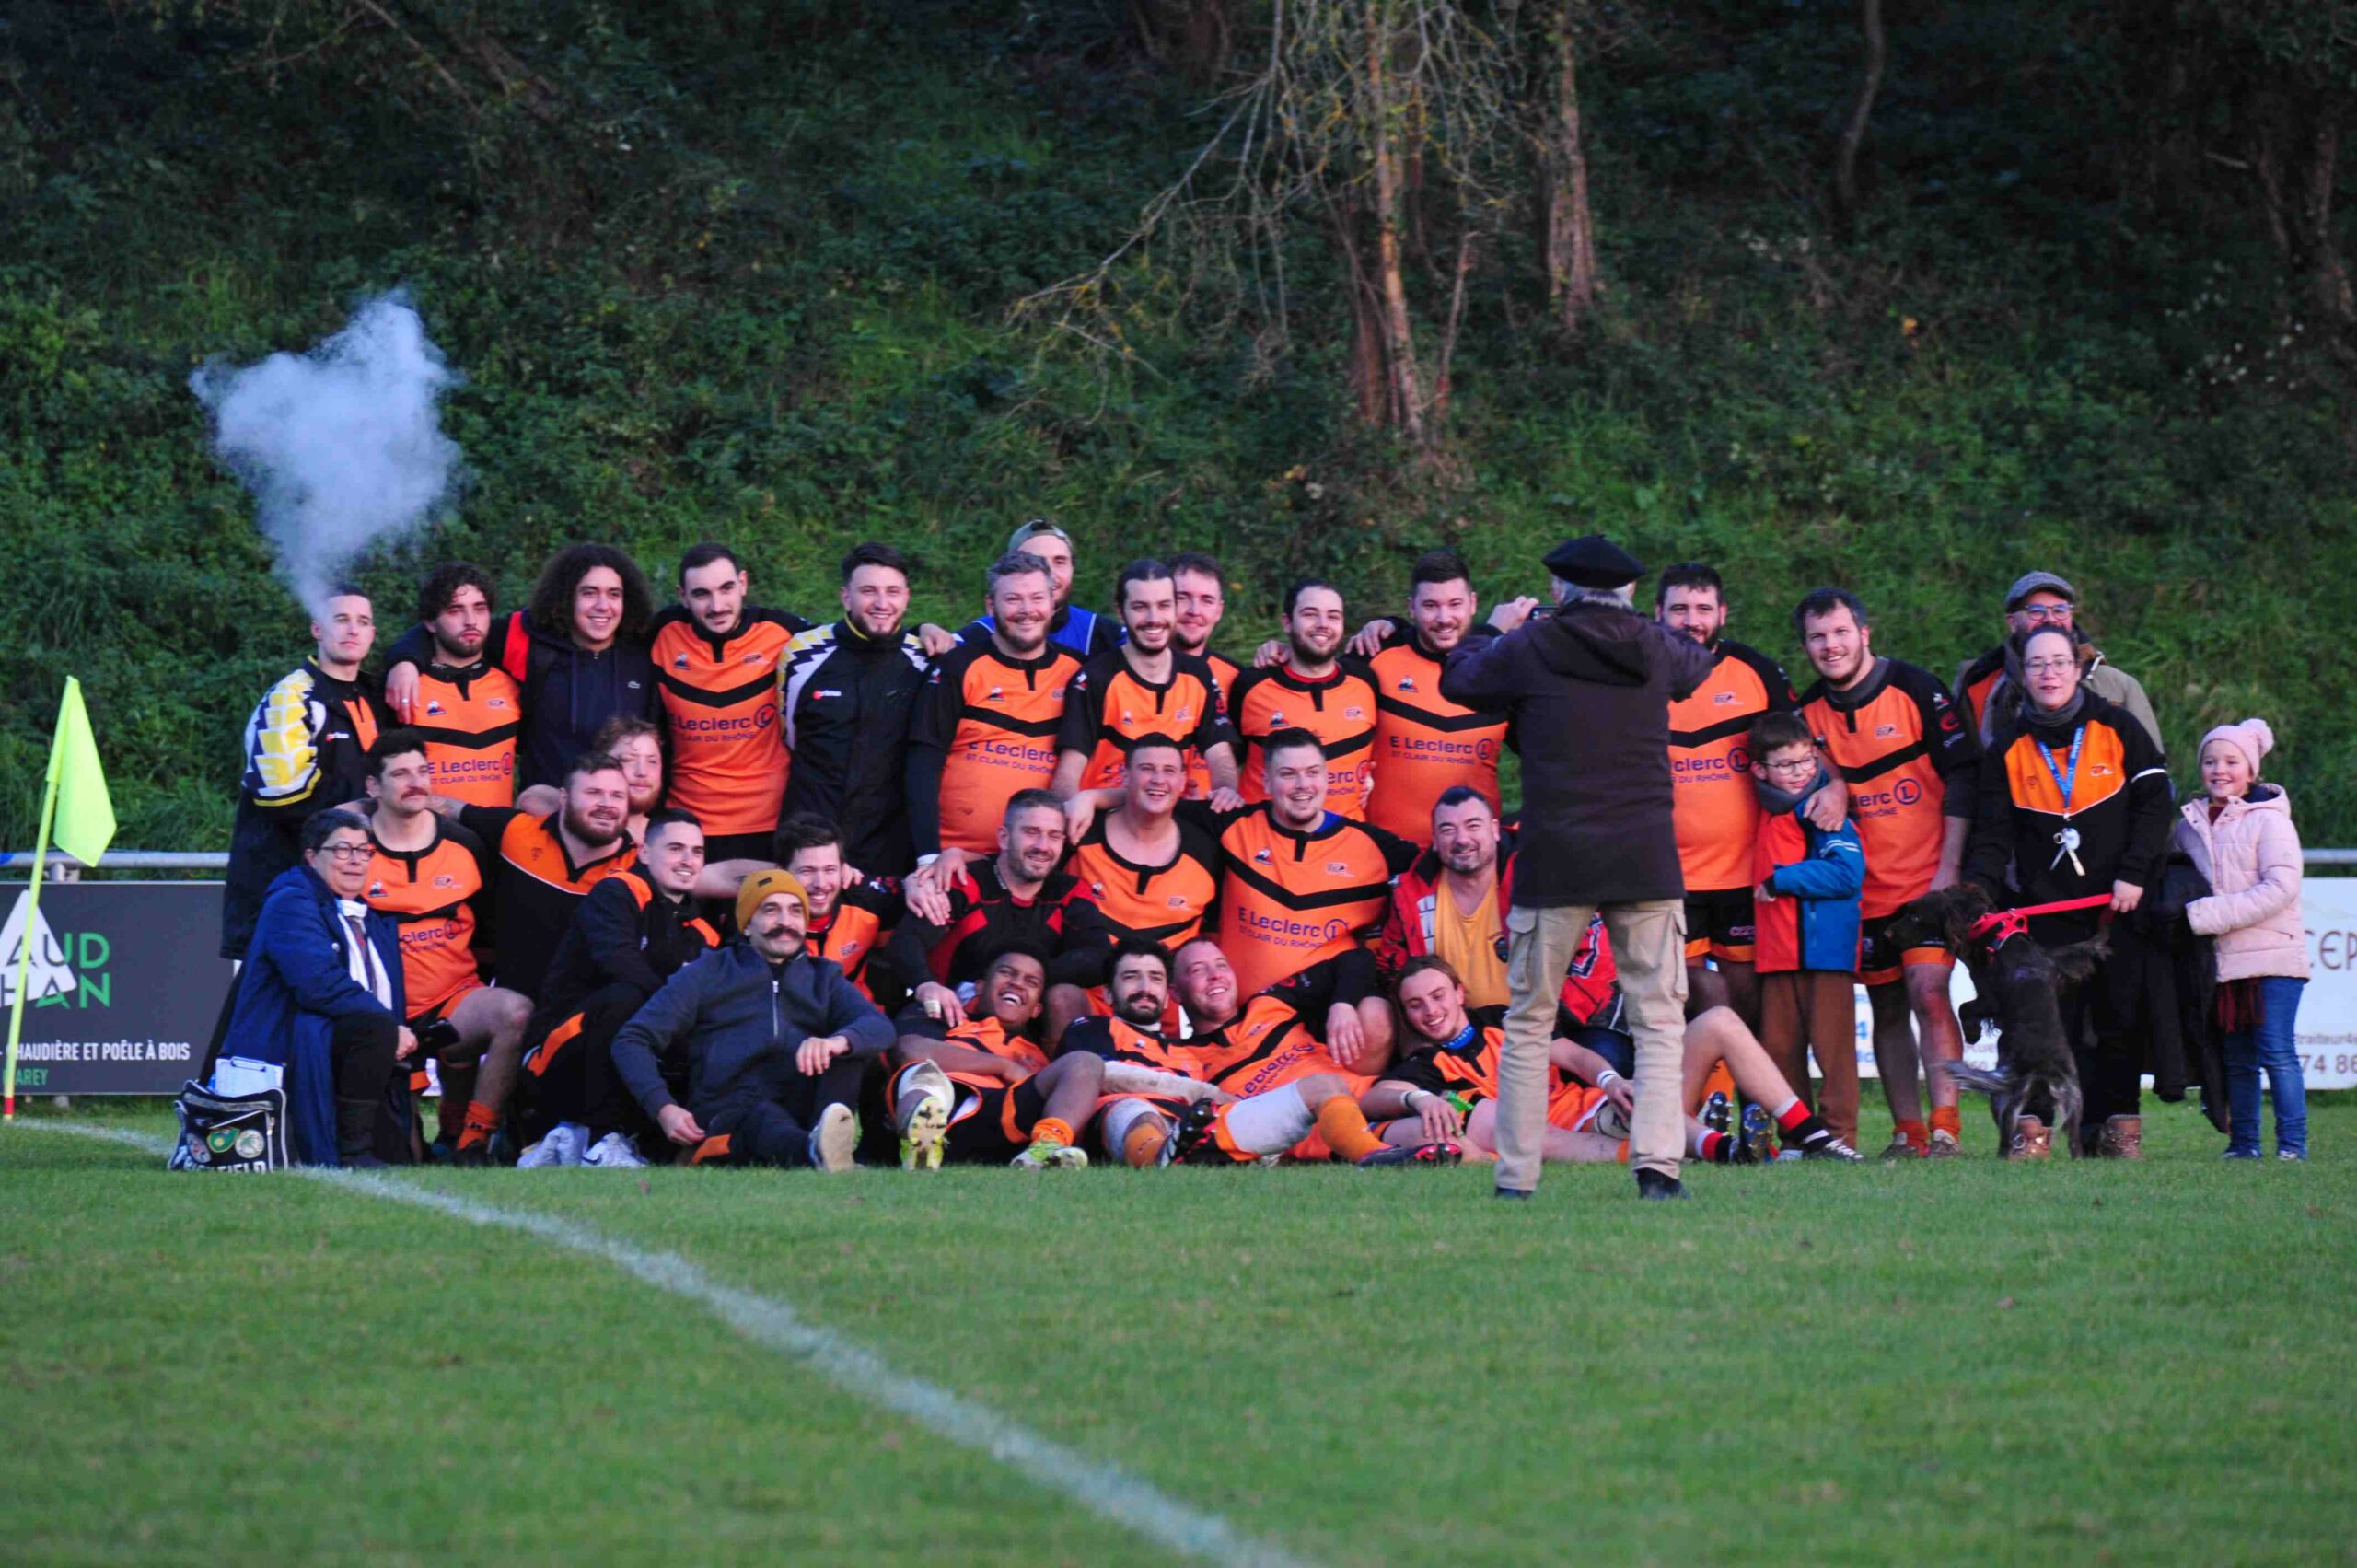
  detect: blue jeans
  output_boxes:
[2223,977,2306,1156]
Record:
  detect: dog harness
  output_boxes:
[1967,892,2115,946]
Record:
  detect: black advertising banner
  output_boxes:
[1,881,232,1096]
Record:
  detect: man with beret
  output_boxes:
[1953,571,2161,749]
[606,868,894,1170]
[1440,535,1714,1200]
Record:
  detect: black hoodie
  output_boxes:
[1441,601,1713,905]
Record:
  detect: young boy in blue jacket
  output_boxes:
[1748,712,1866,1149]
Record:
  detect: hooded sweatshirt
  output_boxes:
[1749,761,1866,974]
[1439,599,1713,905]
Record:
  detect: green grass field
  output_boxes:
[6,1098,2351,1565]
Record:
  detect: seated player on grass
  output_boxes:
[1069,935,1458,1167]
[884,944,1106,1171]
[608,870,889,1171]
[1366,956,1863,1162]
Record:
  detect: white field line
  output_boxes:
[26,1121,1311,1568]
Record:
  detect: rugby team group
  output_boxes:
[207,517,2312,1179]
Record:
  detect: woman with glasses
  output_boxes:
[1953,572,2162,750]
[215,809,418,1167]
[1964,625,2175,1155]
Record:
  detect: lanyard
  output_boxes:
[2034,726,2084,817]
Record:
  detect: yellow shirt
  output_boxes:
[1433,877,1509,1011]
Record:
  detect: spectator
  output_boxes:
[1955,572,2160,750]
[2172,718,2310,1161]
[1747,713,1867,1152]
[1440,534,1713,1201]
[1966,625,2173,1156]
[609,869,892,1171]
[216,810,415,1168]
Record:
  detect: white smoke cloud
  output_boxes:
[192,293,462,618]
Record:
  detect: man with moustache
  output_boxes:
[609,870,891,1172]
[1053,558,1242,805]
[1793,587,1980,1159]
[223,583,387,966]
[357,731,531,1160]
[1228,579,1380,819]
[1655,563,1801,1029]
[908,552,1086,860]
[398,563,523,808]
[780,543,937,876]
[446,751,640,1159]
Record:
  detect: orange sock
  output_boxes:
[1895,1117,1929,1153]
[1929,1105,1961,1139]
[1030,1117,1075,1149]
[456,1100,500,1150]
[1616,1139,1631,1165]
[1313,1098,1387,1163]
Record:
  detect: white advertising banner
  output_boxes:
[1835,877,2357,1089]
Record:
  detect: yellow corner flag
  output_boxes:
[6,678,117,1119]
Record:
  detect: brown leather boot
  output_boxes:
[2010,1115,2051,1160]
[2099,1115,2142,1159]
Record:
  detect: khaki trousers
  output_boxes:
[1500,900,1689,1191]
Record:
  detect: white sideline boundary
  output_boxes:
[26,1121,1311,1568]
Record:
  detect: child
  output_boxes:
[1748,712,1867,1150]
[2171,718,2309,1160]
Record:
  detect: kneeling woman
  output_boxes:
[1964,625,2173,1155]
[219,809,416,1167]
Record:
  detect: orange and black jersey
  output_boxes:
[1227,661,1380,819]
[1202,651,1242,699]
[1363,628,1511,841]
[907,640,1085,857]
[410,658,522,808]
[649,605,812,839]
[1187,800,1419,1003]
[1799,658,1979,919]
[1965,692,2173,925]
[362,820,492,1016]
[809,877,908,1008]
[1667,639,1797,893]
[888,857,1086,990]
[935,1016,1051,1093]
[1054,815,1225,985]
[1056,648,1237,796]
[456,804,641,998]
[1385,1006,1602,1124]
[527,870,722,1037]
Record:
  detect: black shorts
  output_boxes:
[1682,887,1757,965]
[1856,913,1953,988]
[945,1079,1052,1163]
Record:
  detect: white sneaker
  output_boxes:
[894,1061,955,1171]
[517,1122,586,1168]
[807,1103,858,1173]
[582,1132,649,1169]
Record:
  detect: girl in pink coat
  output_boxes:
[2170,719,2309,1159]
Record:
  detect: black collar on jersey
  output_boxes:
[1271,661,1350,691]
[1261,804,1351,851]
[836,616,914,653]
[1092,811,1189,875]
[538,811,633,881]
[1817,656,1892,714]
[421,651,497,688]
[301,656,367,699]
[366,813,450,868]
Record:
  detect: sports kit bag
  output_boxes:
[168,1077,287,1172]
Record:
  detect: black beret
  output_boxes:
[1541,534,1644,589]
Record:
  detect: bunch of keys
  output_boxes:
[2050,823,2084,876]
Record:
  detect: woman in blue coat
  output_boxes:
[217,809,415,1167]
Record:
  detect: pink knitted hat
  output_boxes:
[2199,718,2274,779]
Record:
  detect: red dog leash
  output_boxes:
[1968,893,2115,945]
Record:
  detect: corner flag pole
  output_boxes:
[4,706,65,1121]
[6,678,115,1121]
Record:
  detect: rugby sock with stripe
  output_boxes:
[1313,1098,1387,1163]
[1894,1118,1930,1154]
[1030,1117,1075,1150]
[456,1099,500,1151]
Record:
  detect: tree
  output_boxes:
[1023,0,1526,452]
[1530,0,1603,332]
[1829,0,1886,239]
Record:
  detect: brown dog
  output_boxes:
[1882,886,2104,1159]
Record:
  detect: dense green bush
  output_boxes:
[2,0,2350,852]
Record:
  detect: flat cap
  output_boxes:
[2003,571,2076,611]
[1543,534,1644,590]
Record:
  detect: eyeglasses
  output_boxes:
[2017,603,2073,623]
[2023,659,2076,676]
[1759,757,1818,774]
[316,843,374,861]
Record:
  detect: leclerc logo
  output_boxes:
[1476,739,1499,761]
[0,889,110,1010]
[1893,778,1922,806]
[1728,746,1751,773]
